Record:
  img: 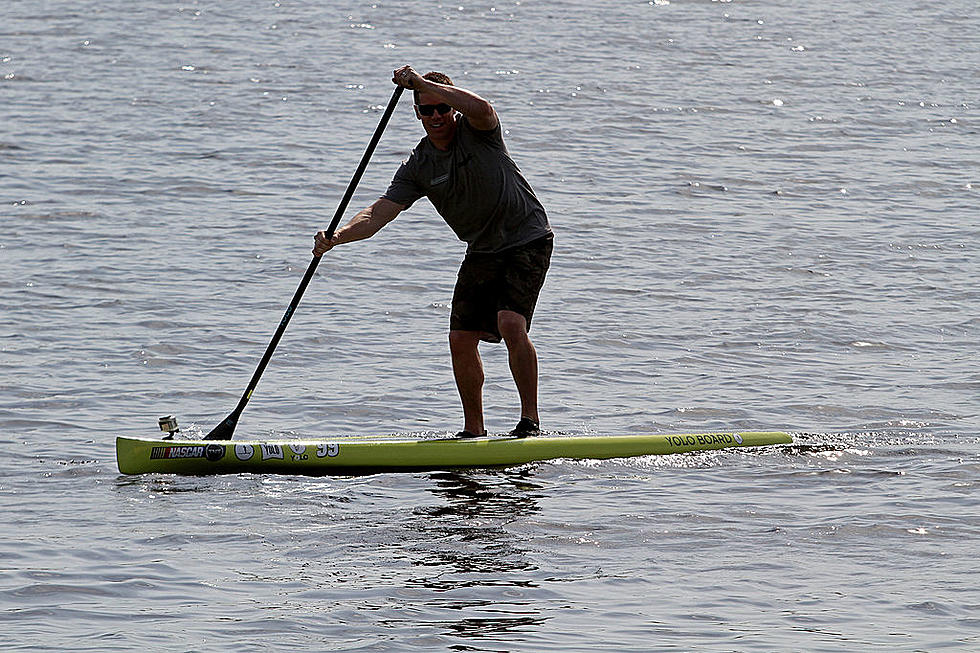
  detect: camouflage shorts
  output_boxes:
[450,234,554,343]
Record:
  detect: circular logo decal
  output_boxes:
[205,444,225,461]
[234,444,255,461]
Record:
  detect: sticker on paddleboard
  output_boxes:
[151,445,210,460]
[316,443,340,458]
[734,433,743,444]
[234,444,255,461]
[260,444,284,460]
[205,444,225,461]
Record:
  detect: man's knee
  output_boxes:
[449,329,482,352]
[497,311,528,342]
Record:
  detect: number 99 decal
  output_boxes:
[316,443,340,458]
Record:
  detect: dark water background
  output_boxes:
[2,0,977,650]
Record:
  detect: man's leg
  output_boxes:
[449,329,485,434]
[497,310,538,424]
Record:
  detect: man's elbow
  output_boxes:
[372,198,405,226]
[470,100,498,129]
[475,99,495,119]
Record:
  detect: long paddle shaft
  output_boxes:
[204,85,405,440]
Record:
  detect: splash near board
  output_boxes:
[116,431,792,476]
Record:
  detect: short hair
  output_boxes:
[414,71,453,104]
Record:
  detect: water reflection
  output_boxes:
[424,468,543,519]
[405,468,550,639]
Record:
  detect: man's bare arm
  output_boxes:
[393,65,498,131]
[313,198,404,256]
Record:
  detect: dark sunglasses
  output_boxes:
[416,103,452,116]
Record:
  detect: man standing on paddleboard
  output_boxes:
[313,65,553,439]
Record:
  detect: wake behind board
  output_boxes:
[116,431,792,476]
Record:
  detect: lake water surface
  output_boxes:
[2,0,978,650]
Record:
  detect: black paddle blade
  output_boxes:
[204,415,238,440]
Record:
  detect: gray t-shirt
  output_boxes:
[382,116,552,254]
